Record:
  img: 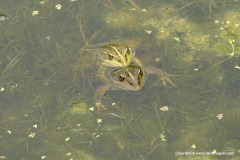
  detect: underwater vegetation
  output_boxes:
[197,0,239,14]
[1,0,240,159]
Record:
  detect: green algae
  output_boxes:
[1,0,240,159]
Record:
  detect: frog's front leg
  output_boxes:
[94,84,112,111]
[145,66,178,87]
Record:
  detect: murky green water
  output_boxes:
[1,0,240,159]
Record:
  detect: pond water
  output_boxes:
[0,0,240,159]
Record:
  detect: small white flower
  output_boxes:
[33,124,37,128]
[7,130,11,134]
[155,57,160,62]
[234,65,240,69]
[229,39,235,44]
[230,52,235,56]
[160,133,166,141]
[145,30,152,34]
[32,10,39,16]
[28,132,36,138]
[55,4,62,10]
[97,119,102,123]
[174,37,180,42]
[41,155,47,159]
[0,87,4,91]
[191,144,196,149]
[159,106,169,111]
[46,36,51,41]
[212,150,217,154]
[96,134,100,138]
[217,114,223,120]
[66,152,71,156]
[65,137,70,142]
[89,107,94,111]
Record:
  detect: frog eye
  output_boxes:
[138,69,143,76]
[119,74,125,81]
[125,47,131,54]
[108,52,114,60]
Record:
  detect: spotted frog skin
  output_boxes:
[73,43,135,83]
[87,44,135,67]
[94,64,145,107]
[108,65,145,91]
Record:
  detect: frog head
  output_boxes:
[109,65,145,91]
[98,44,135,67]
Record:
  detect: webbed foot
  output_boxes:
[95,101,107,112]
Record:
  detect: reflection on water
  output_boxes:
[0,0,240,159]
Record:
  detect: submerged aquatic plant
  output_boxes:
[184,32,210,52]
[181,0,240,14]
[212,11,240,56]
[1,0,240,159]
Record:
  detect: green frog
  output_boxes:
[73,43,135,82]
[94,64,145,109]
[86,43,135,67]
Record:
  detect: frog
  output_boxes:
[94,64,145,109]
[73,43,135,82]
[85,43,135,67]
